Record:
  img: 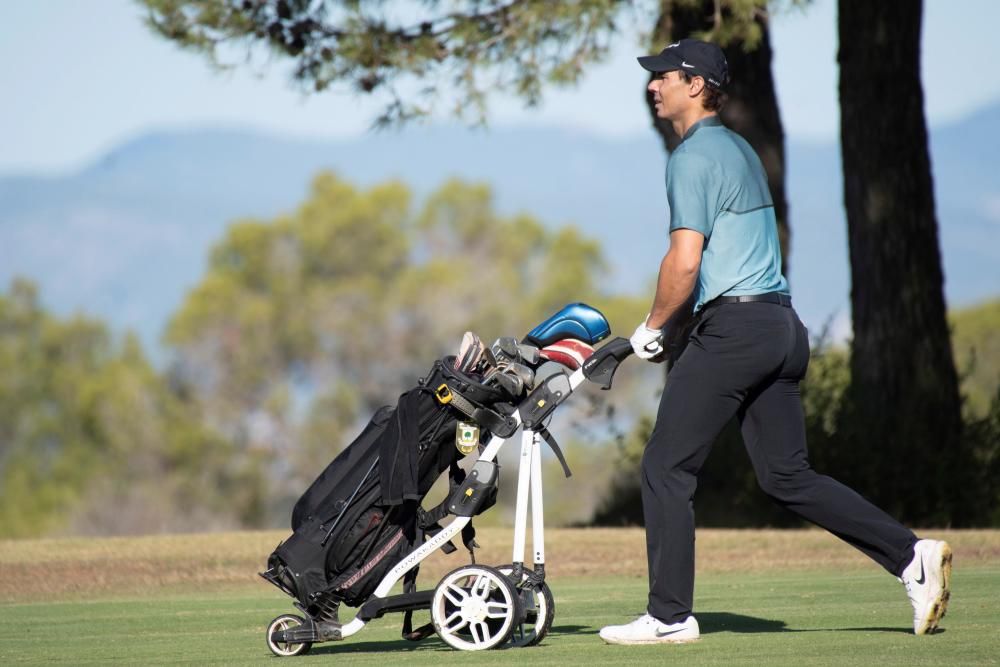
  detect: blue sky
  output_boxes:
[2,0,999,174]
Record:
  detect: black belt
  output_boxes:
[705,291,792,309]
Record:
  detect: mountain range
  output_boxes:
[2,103,998,353]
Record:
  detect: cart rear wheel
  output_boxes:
[498,565,555,647]
[431,564,523,650]
[266,614,313,657]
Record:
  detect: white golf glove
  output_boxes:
[630,318,664,360]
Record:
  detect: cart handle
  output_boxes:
[582,336,634,390]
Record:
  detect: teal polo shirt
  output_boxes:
[665,115,789,311]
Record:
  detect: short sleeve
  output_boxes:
[665,150,720,238]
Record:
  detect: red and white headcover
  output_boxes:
[539,338,595,371]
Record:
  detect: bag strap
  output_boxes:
[536,425,572,478]
[402,461,479,642]
[401,565,435,641]
[417,459,465,549]
[461,522,478,563]
[433,383,519,438]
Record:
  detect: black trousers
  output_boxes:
[642,302,917,624]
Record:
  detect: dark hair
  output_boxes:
[679,71,728,112]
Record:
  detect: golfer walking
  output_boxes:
[600,39,952,645]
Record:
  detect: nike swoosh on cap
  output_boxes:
[681,61,696,68]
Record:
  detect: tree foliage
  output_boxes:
[140,0,795,125]
[1,176,647,535]
[592,333,1000,528]
[951,298,1000,418]
[143,0,626,125]
[0,280,233,538]
[165,173,647,524]
[141,0,794,264]
[592,336,852,527]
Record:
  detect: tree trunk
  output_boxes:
[647,0,790,277]
[838,0,965,525]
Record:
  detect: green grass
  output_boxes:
[1,529,998,665]
[2,568,997,665]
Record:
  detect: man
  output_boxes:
[599,38,952,645]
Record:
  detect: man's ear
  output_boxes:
[688,76,706,98]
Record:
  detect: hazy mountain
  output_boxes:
[2,103,998,353]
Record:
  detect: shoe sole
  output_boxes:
[916,541,952,635]
[600,636,700,645]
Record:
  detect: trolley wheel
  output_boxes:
[266,614,313,657]
[498,565,555,647]
[431,564,524,651]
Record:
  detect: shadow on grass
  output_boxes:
[546,624,589,637]
[308,626,591,655]
[305,616,922,654]
[310,637,451,655]
[699,611,788,634]
[700,612,922,635]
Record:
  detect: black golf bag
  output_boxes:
[262,357,513,627]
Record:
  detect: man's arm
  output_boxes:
[646,228,704,330]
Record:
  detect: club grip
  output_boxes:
[582,336,634,390]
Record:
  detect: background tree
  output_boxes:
[138,1,985,528]
[836,0,966,525]
[165,173,650,525]
[142,0,791,262]
[593,332,852,526]
[0,280,234,538]
[0,174,650,537]
[143,0,624,125]
[142,0,839,531]
[951,298,1000,419]
[141,0,798,509]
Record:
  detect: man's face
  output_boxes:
[648,70,695,120]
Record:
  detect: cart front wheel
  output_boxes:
[266,614,313,657]
[432,564,523,650]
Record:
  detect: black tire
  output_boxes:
[498,565,555,647]
[266,614,313,657]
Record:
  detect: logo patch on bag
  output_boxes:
[455,422,479,455]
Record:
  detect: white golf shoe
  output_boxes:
[599,613,700,645]
[900,539,953,635]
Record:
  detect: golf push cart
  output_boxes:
[260,303,634,654]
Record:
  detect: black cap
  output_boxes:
[637,39,729,90]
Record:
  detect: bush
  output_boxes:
[590,337,1000,528]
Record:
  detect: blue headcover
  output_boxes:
[524,303,611,348]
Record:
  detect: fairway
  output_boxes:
[2,529,998,665]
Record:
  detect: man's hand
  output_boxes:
[630,319,664,360]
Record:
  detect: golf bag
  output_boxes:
[263,357,511,622]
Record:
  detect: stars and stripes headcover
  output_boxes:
[539,338,595,371]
